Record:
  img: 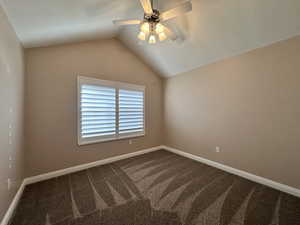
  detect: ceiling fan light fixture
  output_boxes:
[140,22,150,33]
[148,34,156,44]
[138,31,146,41]
[155,23,164,33]
[158,32,167,41]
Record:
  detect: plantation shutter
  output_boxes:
[118,89,145,137]
[78,76,145,145]
[80,84,117,141]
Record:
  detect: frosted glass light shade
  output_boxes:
[155,23,164,33]
[159,32,167,41]
[138,31,146,41]
[148,34,156,44]
[140,22,150,33]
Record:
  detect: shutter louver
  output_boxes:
[118,89,144,135]
[80,84,116,138]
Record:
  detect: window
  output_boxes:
[77,76,145,145]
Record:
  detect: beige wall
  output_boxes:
[164,36,300,189]
[25,39,163,176]
[0,6,25,221]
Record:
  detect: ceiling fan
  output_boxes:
[113,0,192,44]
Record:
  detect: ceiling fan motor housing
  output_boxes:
[144,9,160,23]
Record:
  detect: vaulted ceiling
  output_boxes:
[1,0,300,77]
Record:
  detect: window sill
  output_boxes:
[78,133,145,146]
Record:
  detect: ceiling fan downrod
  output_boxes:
[144,0,160,22]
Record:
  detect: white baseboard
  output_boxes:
[1,180,26,225]
[25,145,163,185]
[162,145,300,198]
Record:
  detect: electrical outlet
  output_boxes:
[215,146,221,153]
[129,140,132,145]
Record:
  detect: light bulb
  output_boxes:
[148,34,156,44]
[155,23,164,33]
[159,32,167,41]
[140,22,150,33]
[138,31,146,41]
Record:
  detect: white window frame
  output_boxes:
[77,76,145,145]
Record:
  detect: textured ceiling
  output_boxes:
[1,0,300,77]
[0,0,142,47]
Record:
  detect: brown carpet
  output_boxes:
[10,150,300,225]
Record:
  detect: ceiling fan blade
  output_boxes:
[160,1,192,21]
[113,19,142,26]
[140,0,153,15]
